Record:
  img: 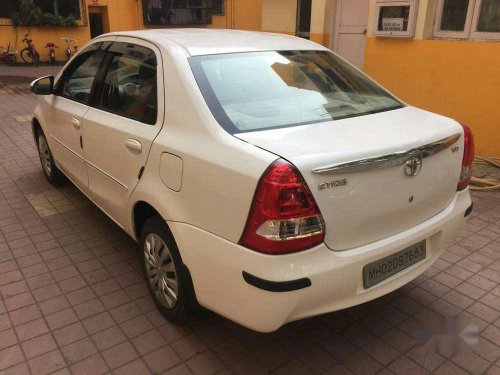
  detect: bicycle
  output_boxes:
[21,34,40,66]
[0,42,17,65]
[61,38,78,61]
[45,42,59,65]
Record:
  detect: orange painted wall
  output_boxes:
[105,0,140,32]
[231,0,262,30]
[364,37,500,157]
[0,0,139,62]
[0,0,262,62]
[0,25,90,62]
[310,32,330,47]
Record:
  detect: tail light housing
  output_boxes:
[457,123,475,191]
[240,159,325,255]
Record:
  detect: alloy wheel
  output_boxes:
[144,233,179,309]
[38,135,52,176]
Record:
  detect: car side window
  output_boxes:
[57,43,109,104]
[99,43,157,125]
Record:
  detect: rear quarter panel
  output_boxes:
[128,45,276,243]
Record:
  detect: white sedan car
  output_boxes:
[30,29,473,332]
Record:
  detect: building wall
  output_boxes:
[231,0,263,30]
[0,0,261,63]
[262,0,297,35]
[261,0,333,46]
[309,0,328,45]
[364,0,500,157]
[0,26,87,62]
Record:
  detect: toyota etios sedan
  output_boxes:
[30,29,473,332]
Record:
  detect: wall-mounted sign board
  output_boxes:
[374,0,418,37]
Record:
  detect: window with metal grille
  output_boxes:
[35,0,81,18]
[214,0,224,15]
[0,2,16,18]
[142,0,215,25]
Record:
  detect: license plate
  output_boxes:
[363,240,426,289]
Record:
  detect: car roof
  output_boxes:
[103,29,329,56]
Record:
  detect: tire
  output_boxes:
[20,48,31,64]
[140,216,198,321]
[37,131,65,185]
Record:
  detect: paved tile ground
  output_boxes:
[0,65,499,375]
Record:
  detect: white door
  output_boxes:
[47,39,114,190]
[332,0,370,70]
[82,37,164,227]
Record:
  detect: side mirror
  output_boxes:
[30,76,54,95]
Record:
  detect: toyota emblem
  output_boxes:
[404,155,422,177]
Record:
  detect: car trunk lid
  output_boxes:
[236,106,464,250]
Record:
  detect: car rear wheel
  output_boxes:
[37,131,65,185]
[141,216,197,320]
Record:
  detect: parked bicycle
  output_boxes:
[21,34,40,66]
[61,38,78,61]
[45,42,59,65]
[0,42,17,65]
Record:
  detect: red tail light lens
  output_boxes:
[240,159,325,255]
[457,123,475,191]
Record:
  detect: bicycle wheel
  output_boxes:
[20,48,32,63]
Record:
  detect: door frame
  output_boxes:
[329,0,338,51]
[329,0,370,68]
[88,5,110,38]
[296,0,312,39]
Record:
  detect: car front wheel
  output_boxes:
[37,131,65,185]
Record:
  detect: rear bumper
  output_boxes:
[169,189,471,332]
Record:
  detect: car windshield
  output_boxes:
[190,50,404,134]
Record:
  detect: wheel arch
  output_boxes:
[31,117,42,144]
[132,200,163,241]
[133,200,200,309]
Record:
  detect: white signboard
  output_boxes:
[382,18,404,31]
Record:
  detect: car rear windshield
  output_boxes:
[189,50,404,134]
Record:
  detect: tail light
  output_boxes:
[240,159,325,255]
[457,123,475,191]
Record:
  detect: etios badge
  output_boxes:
[404,155,422,177]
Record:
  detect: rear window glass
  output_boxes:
[190,50,403,134]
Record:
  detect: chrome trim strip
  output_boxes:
[85,160,128,190]
[312,133,461,176]
[50,136,128,190]
[50,135,84,160]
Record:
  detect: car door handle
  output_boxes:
[71,118,80,129]
[125,138,142,152]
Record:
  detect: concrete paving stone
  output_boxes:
[52,322,87,347]
[186,351,224,375]
[21,333,57,360]
[61,337,98,365]
[91,325,127,351]
[14,317,49,342]
[342,350,382,375]
[102,341,139,369]
[132,328,168,355]
[69,353,109,375]
[0,345,25,371]
[452,352,491,374]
